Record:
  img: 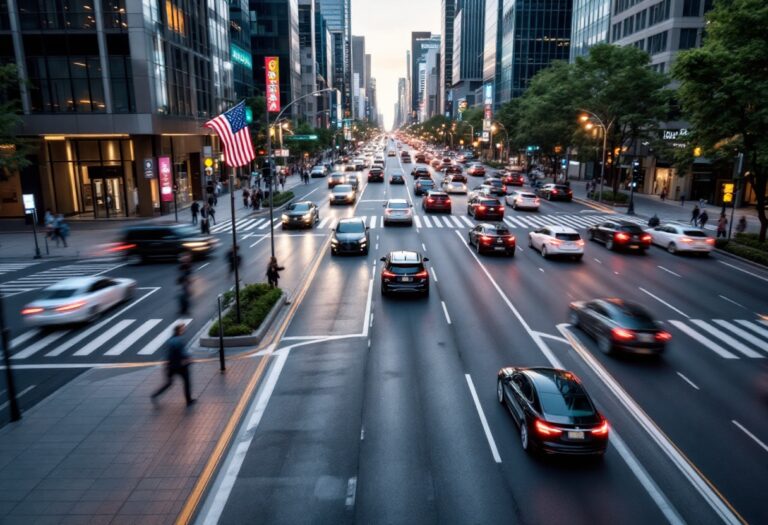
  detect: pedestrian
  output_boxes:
[53,214,69,247]
[648,214,660,227]
[190,201,200,225]
[698,210,709,229]
[228,246,241,275]
[699,198,706,209]
[150,323,195,407]
[660,188,667,201]
[242,188,250,208]
[279,174,286,192]
[207,203,216,224]
[44,208,54,239]
[680,193,686,206]
[690,205,700,225]
[207,194,215,209]
[266,256,284,288]
[255,188,262,209]
[736,216,747,234]
[716,213,728,238]
[215,181,222,205]
[200,205,210,234]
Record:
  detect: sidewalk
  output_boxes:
[0,357,263,524]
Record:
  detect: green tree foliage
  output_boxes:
[673,0,768,240]
[0,64,32,180]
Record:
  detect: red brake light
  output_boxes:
[641,234,652,242]
[615,232,631,242]
[22,307,44,315]
[655,331,672,342]
[106,243,136,253]
[552,189,558,194]
[534,419,563,436]
[592,420,609,436]
[55,301,86,312]
[680,237,693,243]
[427,198,434,203]
[505,236,516,244]
[576,239,585,247]
[414,270,428,278]
[382,270,396,278]
[611,327,635,341]
[480,235,492,243]
[478,205,487,211]
[705,238,715,245]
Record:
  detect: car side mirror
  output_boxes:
[423,257,430,262]
[379,257,386,262]
[410,204,413,207]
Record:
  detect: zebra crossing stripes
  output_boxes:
[137,318,192,355]
[668,319,768,360]
[0,262,125,298]
[0,262,40,276]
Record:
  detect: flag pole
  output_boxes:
[230,164,241,323]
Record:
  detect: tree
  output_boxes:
[673,0,768,240]
[0,64,32,180]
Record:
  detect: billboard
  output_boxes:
[265,57,280,113]
[231,43,252,69]
[158,156,174,202]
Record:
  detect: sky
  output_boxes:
[351,0,441,130]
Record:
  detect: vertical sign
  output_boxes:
[265,57,280,113]
[482,84,493,131]
[158,156,173,202]
[143,158,155,179]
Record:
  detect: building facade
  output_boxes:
[409,31,432,122]
[570,0,611,61]
[298,0,318,123]
[482,0,503,108]
[451,0,485,114]
[230,0,254,99]
[351,35,366,120]
[316,0,351,121]
[439,0,456,117]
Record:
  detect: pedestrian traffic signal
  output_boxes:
[722,182,734,203]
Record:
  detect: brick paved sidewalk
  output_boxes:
[0,356,263,524]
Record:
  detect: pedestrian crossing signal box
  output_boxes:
[722,182,734,203]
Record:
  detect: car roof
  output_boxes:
[521,368,585,395]
[334,184,353,190]
[338,217,364,225]
[46,276,104,290]
[388,250,422,263]
[542,225,579,233]
[386,198,408,205]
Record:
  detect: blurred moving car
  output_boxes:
[588,220,651,252]
[528,226,584,260]
[116,224,218,261]
[497,367,609,456]
[390,172,405,184]
[328,172,346,188]
[483,177,507,197]
[281,201,320,229]
[380,251,430,297]
[422,191,452,213]
[647,223,715,255]
[387,150,397,157]
[414,178,435,196]
[467,195,504,220]
[502,171,525,187]
[22,276,136,326]
[468,223,516,256]
[331,218,369,255]
[330,184,356,205]
[569,298,671,355]
[383,199,414,226]
[467,163,486,177]
[310,165,328,178]
[442,177,468,194]
[411,166,431,178]
[536,184,573,202]
[506,191,540,211]
[443,165,463,176]
[368,166,385,182]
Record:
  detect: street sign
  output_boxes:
[285,134,318,141]
[143,158,155,179]
[265,57,280,112]
[22,193,35,213]
[158,156,174,202]
[274,149,290,157]
[480,131,490,142]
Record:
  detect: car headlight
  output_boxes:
[331,239,339,245]
[281,214,289,221]
[302,213,311,220]
[359,239,367,245]
[183,241,208,249]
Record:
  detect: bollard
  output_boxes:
[218,295,225,372]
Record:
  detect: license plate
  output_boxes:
[494,247,506,251]
[568,431,585,440]
[496,239,504,244]
[400,277,412,282]
[638,333,655,343]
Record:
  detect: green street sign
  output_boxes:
[285,134,318,141]
[245,106,253,124]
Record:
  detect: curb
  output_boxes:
[713,246,768,269]
[198,291,287,348]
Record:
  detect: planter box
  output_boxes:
[198,291,287,348]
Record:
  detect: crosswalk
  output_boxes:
[0,262,126,298]
[211,212,648,234]
[8,318,192,361]
[666,318,768,360]
[0,262,41,276]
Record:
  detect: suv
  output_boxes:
[468,223,516,256]
[412,166,430,178]
[537,184,573,202]
[422,191,452,213]
[414,178,435,196]
[119,224,218,261]
[468,195,504,220]
[588,220,652,252]
[380,251,430,297]
[331,218,369,255]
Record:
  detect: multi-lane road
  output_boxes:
[2,139,767,524]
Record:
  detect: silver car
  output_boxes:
[330,184,356,205]
[383,198,414,226]
[506,190,540,210]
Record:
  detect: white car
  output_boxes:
[383,198,414,226]
[442,180,467,194]
[310,166,327,178]
[506,191,540,211]
[528,226,585,260]
[22,276,136,326]
[647,222,715,255]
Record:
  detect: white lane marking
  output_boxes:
[431,268,438,283]
[557,324,733,525]
[362,279,373,337]
[249,235,269,248]
[44,288,161,357]
[103,319,163,356]
[137,318,192,355]
[369,312,374,328]
[74,319,136,356]
[423,215,433,228]
[657,266,681,278]
[464,374,501,464]
[594,258,602,264]
[0,385,36,411]
[669,320,738,359]
[459,216,474,227]
[719,295,744,309]
[318,217,330,229]
[11,330,70,360]
[731,420,768,454]
[639,287,690,319]
[713,320,768,355]
[718,260,768,283]
[10,330,40,350]
[450,215,464,228]
[676,372,700,390]
[690,319,762,358]
[369,216,377,229]
[345,477,358,508]
[375,243,379,251]
[422,242,427,252]
[735,320,768,339]
[441,301,452,325]
[197,263,210,271]
[538,268,544,273]
[413,215,422,228]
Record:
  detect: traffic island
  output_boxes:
[715,234,768,267]
[199,283,286,348]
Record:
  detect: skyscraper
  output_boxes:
[570,0,611,61]
[440,0,457,117]
[299,0,318,123]
[317,0,352,119]
[351,36,366,120]
[483,0,503,108]
[411,32,441,122]
[452,0,485,112]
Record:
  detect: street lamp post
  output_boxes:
[492,122,509,163]
[579,109,615,204]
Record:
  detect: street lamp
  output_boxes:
[491,121,509,163]
[578,109,616,204]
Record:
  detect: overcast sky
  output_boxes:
[351,0,441,130]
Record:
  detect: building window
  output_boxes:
[623,17,634,37]
[682,0,701,17]
[678,28,698,49]
[17,0,97,30]
[103,0,127,30]
[648,0,671,26]
[633,39,645,50]
[647,31,668,55]
[635,10,647,31]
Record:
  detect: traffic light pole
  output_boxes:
[230,167,241,323]
[265,103,276,260]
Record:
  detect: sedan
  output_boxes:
[281,201,319,229]
[411,166,430,178]
[467,195,504,220]
[422,191,452,213]
[537,184,573,202]
[387,150,397,157]
[483,177,507,197]
[468,223,516,256]
[327,172,346,188]
[506,191,540,211]
[22,276,136,326]
[502,171,525,187]
[466,163,486,177]
[647,223,715,255]
[383,199,414,226]
[368,167,384,182]
[380,251,430,297]
[569,298,671,355]
[588,220,651,252]
[331,218,369,255]
[528,226,584,260]
[330,184,356,205]
[390,172,405,184]
[442,179,467,194]
[414,178,435,196]
[497,367,609,456]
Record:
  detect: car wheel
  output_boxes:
[569,311,580,327]
[668,242,677,254]
[598,333,613,354]
[380,284,388,296]
[541,245,548,259]
[521,423,531,453]
[363,247,369,255]
[497,380,504,404]
[606,238,614,250]
[88,306,99,322]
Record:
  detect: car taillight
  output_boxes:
[505,236,516,244]
[480,235,493,243]
[552,189,558,194]
[106,242,136,253]
[705,238,715,245]
[549,239,562,245]
[427,198,434,203]
[478,205,486,211]
[21,307,44,315]
[591,420,609,436]
[445,198,451,204]
[655,331,672,342]
[414,270,428,279]
[55,301,86,312]
[534,419,562,436]
[641,234,652,243]
[385,209,392,215]
[534,198,540,204]
[382,270,396,278]
[615,232,631,242]
[576,239,585,247]
[611,327,635,341]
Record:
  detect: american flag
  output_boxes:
[204,100,255,168]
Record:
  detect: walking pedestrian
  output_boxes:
[266,256,284,288]
[228,246,241,275]
[660,188,667,201]
[736,216,747,234]
[190,201,200,225]
[255,188,262,209]
[279,174,286,192]
[699,198,706,209]
[44,209,54,239]
[698,210,709,229]
[242,188,250,208]
[150,323,195,407]
[207,194,215,209]
[53,215,69,247]
[207,203,216,224]
[716,213,728,238]
[200,205,210,234]
[690,205,700,226]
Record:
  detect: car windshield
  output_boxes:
[333,185,352,193]
[486,180,503,187]
[610,304,658,329]
[39,288,80,300]
[480,199,499,205]
[683,230,707,237]
[287,203,310,212]
[555,185,571,191]
[419,180,434,186]
[539,392,595,418]
[388,264,422,274]
[175,226,199,237]
[555,233,581,241]
[337,221,365,233]
[521,193,537,198]
[388,201,409,209]
[620,225,643,233]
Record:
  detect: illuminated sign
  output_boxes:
[265,57,281,113]
[231,43,252,70]
[158,156,174,202]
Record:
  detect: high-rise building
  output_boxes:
[231,0,255,99]
[396,77,408,128]
[482,0,503,108]
[299,0,318,123]
[439,0,457,117]
[421,46,441,121]
[451,0,485,113]
[1,0,235,219]
[317,0,352,119]
[570,0,611,61]
[411,32,441,122]
[351,35,366,119]
[314,3,334,128]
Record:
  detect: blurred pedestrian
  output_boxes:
[242,188,250,208]
[690,205,700,225]
[150,323,195,407]
[266,256,284,288]
[660,188,667,201]
[44,208,54,239]
[207,203,216,224]
[736,216,747,234]
[228,245,241,275]
[190,201,200,225]
[699,198,706,209]
[680,193,686,206]
[200,205,210,234]
[207,194,215,209]
[648,214,660,227]
[698,210,709,229]
[53,215,69,247]
[716,213,728,238]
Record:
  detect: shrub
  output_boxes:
[272,191,295,207]
[717,240,768,266]
[734,233,767,252]
[208,283,283,336]
[590,190,629,203]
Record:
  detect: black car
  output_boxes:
[468,223,516,256]
[483,177,507,196]
[467,195,504,220]
[390,172,405,184]
[537,184,573,201]
[281,201,319,229]
[411,166,430,178]
[588,220,651,252]
[380,251,430,297]
[569,298,671,355]
[443,165,463,175]
[497,367,609,456]
[119,224,218,261]
[331,218,369,255]
[368,167,384,182]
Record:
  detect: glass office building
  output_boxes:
[569,0,610,61]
